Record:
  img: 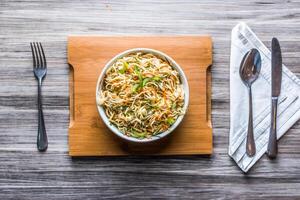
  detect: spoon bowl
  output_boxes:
[240,49,262,85]
[239,48,262,157]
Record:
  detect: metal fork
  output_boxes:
[30,42,48,151]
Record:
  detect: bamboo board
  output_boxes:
[68,36,213,156]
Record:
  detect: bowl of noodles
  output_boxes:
[96,48,189,143]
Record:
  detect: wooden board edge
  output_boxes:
[68,63,75,128]
[69,150,213,157]
[206,36,213,125]
[206,65,212,128]
[68,37,75,155]
[66,35,212,38]
[206,37,213,154]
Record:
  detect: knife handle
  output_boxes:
[267,97,278,159]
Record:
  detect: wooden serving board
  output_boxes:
[68,36,213,156]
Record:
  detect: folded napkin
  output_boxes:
[229,22,300,172]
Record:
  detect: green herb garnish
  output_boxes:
[119,62,129,74]
[132,83,140,93]
[142,78,151,87]
[171,103,176,110]
[166,117,175,125]
[130,131,147,139]
[152,76,161,81]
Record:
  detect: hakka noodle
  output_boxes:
[97,52,185,139]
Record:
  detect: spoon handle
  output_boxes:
[246,86,256,157]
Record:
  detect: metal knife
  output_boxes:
[267,37,282,159]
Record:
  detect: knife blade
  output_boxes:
[267,37,282,159]
[271,38,282,97]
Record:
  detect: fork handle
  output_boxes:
[37,79,48,151]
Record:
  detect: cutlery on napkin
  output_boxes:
[267,37,282,159]
[229,22,300,172]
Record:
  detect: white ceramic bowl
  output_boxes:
[96,48,189,143]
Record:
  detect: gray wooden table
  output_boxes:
[1,0,300,199]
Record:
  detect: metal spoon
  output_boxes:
[239,48,262,157]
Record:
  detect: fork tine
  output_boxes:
[36,42,43,68]
[39,43,47,68]
[33,43,40,68]
[30,43,36,69]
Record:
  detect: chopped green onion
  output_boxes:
[134,65,143,84]
[131,83,140,93]
[139,74,143,84]
[171,103,176,110]
[134,65,140,73]
[130,131,146,139]
[166,117,175,125]
[123,61,129,68]
[119,62,129,74]
[152,76,161,81]
[142,78,151,87]
[119,69,125,74]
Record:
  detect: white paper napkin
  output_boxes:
[229,22,300,172]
